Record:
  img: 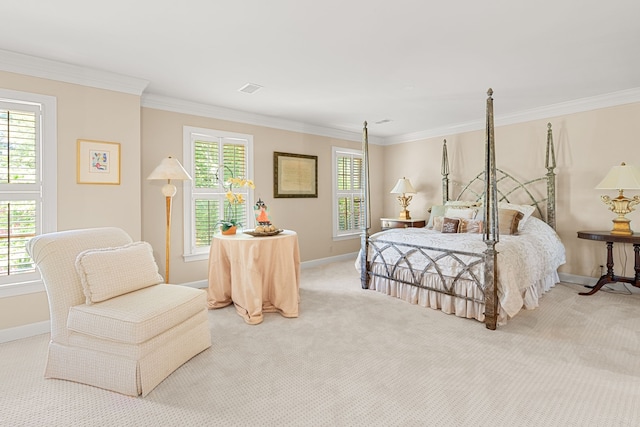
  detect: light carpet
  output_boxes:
[1,259,639,426]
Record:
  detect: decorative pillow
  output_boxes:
[75,241,164,305]
[427,205,445,228]
[498,202,536,229]
[444,207,478,219]
[432,216,444,232]
[458,218,483,233]
[441,217,460,233]
[498,209,525,235]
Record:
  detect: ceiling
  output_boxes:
[2,1,639,142]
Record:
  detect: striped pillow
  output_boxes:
[498,209,525,235]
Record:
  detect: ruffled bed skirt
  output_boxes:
[366,263,559,325]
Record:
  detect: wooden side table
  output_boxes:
[576,231,640,295]
[380,218,426,230]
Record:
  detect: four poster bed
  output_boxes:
[358,89,566,330]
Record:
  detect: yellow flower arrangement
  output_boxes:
[219,175,255,231]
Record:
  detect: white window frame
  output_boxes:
[182,126,253,262]
[0,88,57,297]
[332,146,363,240]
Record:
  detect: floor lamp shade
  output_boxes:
[147,157,192,182]
[147,157,192,282]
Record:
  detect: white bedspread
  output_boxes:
[357,216,566,319]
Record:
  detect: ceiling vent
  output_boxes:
[238,83,263,94]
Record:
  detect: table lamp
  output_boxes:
[147,156,192,282]
[390,177,417,220]
[595,162,640,236]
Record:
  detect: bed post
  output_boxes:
[483,89,499,330]
[441,139,450,204]
[545,123,557,230]
[360,121,371,289]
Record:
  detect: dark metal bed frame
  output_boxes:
[359,89,557,330]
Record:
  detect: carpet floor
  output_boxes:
[1,259,639,426]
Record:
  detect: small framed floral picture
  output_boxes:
[76,139,121,184]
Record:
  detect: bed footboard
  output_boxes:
[366,237,487,304]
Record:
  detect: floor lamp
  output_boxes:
[147,156,192,283]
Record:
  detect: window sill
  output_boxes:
[0,280,45,298]
[333,232,362,241]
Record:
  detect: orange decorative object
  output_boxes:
[221,226,237,235]
[254,198,271,224]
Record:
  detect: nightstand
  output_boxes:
[577,231,640,295]
[380,218,426,230]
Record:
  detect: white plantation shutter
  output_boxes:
[183,127,253,259]
[0,92,56,289]
[333,147,364,238]
[193,139,221,248]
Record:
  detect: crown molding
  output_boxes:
[4,48,638,146]
[384,87,640,145]
[141,93,385,145]
[0,49,149,95]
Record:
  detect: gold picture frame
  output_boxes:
[274,152,318,198]
[77,139,121,185]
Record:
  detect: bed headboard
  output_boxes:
[441,123,557,229]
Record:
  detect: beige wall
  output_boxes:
[1,72,384,333]
[141,108,384,284]
[2,66,637,335]
[0,71,142,329]
[382,102,640,280]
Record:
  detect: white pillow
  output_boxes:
[75,241,164,304]
[427,205,446,228]
[444,206,478,219]
[445,200,482,208]
[498,202,536,229]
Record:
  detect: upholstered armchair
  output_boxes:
[26,227,212,397]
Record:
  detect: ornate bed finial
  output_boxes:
[441,139,450,204]
[363,120,368,127]
[487,88,493,97]
[441,139,449,175]
[545,123,556,169]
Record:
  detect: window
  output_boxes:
[0,89,57,295]
[332,147,364,238]
[183,126,253,261]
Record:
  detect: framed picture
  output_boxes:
[77,139,121,185]
[274,151,318,198]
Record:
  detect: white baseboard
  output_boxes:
[0,320,49,343]
[558,272,597,286]
[181,280,208,289]
[180,252,358,290]
[300,252,358,269]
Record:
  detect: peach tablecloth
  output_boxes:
[207,230,300,324]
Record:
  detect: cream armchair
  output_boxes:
[26,227,212,397]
